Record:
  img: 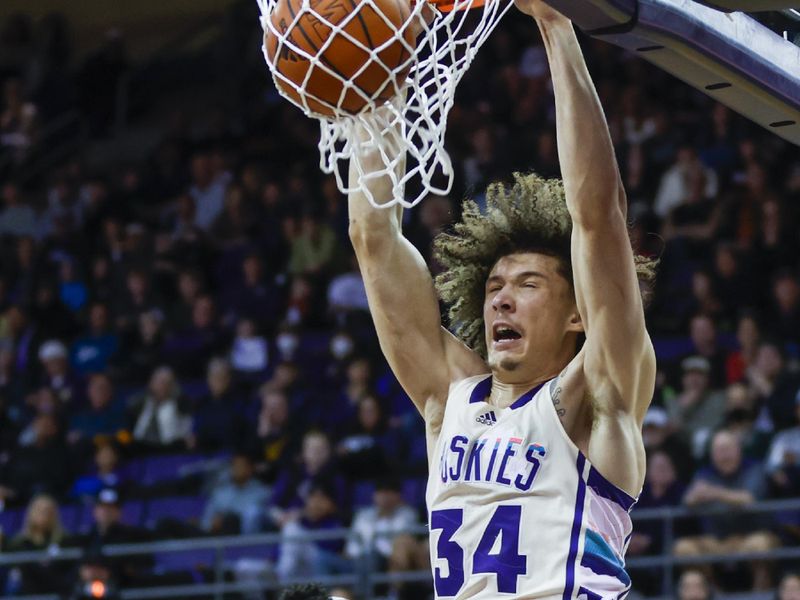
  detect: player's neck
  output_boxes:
[488,373,557,410]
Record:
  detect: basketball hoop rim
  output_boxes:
[423,0,486,14]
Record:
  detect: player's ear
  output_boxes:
[566,309,583,334]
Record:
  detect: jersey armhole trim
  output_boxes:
[585,461,638,512]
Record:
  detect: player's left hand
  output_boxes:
[514,0,568,23]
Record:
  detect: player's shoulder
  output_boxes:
[441,326,488,384]
[447,372,492,398]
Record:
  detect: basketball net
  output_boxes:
[257,0,514,208]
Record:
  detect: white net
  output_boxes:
[257,0,513,208]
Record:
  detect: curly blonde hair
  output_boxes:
[433,173,657,358]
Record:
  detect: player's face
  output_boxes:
[483,253,581,379]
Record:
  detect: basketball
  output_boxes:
[264,0,415,118]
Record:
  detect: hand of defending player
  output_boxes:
[514,0,568,23]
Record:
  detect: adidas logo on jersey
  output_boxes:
[476,411,497,425]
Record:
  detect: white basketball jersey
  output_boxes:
[426,374,637,600]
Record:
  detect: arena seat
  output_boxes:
[0,508,24,538]
[353,480,376,507]
[146,496,206,528]
[153,548,216,574]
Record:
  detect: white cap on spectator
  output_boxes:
[38,340,67,362]
[96,488,120,506]
[681,356,710,373]
[643,407,669,428]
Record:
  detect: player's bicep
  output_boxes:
[571,218,655,414]
[357,235,452,410]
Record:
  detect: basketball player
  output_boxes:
[348,1,657,597]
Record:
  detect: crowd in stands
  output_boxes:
[1,3,800,599]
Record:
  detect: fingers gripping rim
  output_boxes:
[257,0,514,209]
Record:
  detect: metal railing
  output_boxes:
[1,497,799,600]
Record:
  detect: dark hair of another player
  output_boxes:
[433,173,658,358]
[278,582,329,600]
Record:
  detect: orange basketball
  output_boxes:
[264,0,414,118]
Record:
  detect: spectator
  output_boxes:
[67,550,122,600]
[713,243,755,324]
[70,303,119,375]
[191,357,244,451]
[0,181,37,237]
[345,478,419,566]
[766,395,800,498]
[753,198,798,278]
[686,270,724,327]
[0,77,38,165]
[128,366,191,449]
[210,183,256,244]
[112,308,164,384]
[70,442,125,500]
[722,381,772,461]
[327,355,374,429]
[327,253,370,327]
[747,340,800,432]
[682,314,727,389]
[337,395,405,480]
[665,356,727,458]
[37,338,82,406]
[675,429,778,591]
[163,294,225,378]
[6,494,69,595]
[68,373,125,445]
[641,406,694,481]
[261,360,308,412]
[229,317,269,377]
[654,145,719,219]
[287,209,338,277]
[88,255,115,305]
[78,488,152,586]
[248,388,296,483]
[57,257,88,313]
[276,481,350,582]
[284,275,316,326]
[17,386,60,447]
[8,236,38,307]
[769,270,800,346]
[0,340,25,406]
[3,412,71,504]
[272,430,347,515]
[778,573,800,600]
[223,253,283,331]
[168,268,205,333]
[725,312,761,385]
[677,569,714,600]
[630,451,686,556]
[114,268,161,335]
[189,151,229,231]
[202,453,271,534]
[326,330,357,381]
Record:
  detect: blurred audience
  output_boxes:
[202,453,271,534]
[0,7,798,597]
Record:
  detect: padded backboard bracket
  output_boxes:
[542,0,800,146]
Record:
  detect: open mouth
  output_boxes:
[492,324,522,343]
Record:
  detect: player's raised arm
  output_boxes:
[347,127,484,422]
[523,2,655,419]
